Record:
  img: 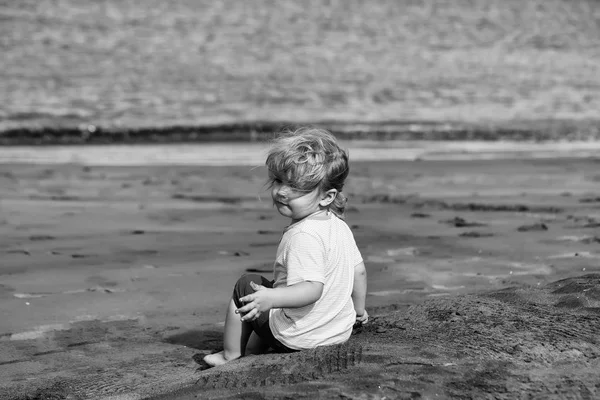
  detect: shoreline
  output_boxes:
[1,119,600,146]
[0,140,599,167]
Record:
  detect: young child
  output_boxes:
[204,127,368,367]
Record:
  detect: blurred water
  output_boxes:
[0,141,598,166]
[1,0,599,131]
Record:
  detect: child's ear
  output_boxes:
[319,189,338,207]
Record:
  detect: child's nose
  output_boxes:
[276,184,291,197]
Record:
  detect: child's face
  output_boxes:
[270,179,323,223]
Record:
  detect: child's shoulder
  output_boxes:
[295,212,353,236]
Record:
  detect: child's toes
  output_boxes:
[203,351,228,367]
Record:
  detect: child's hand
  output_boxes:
[236,281,274,322]
[355,310,369,325]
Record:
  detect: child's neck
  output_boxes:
[291,209,328,225]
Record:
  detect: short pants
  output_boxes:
[233,274,295,353]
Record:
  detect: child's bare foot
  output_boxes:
[203,351,239,367]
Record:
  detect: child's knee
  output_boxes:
[235,273,262,291]
[233,274,262,307]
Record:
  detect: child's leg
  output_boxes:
[204,274,278,367]
[231,274,293,354]
[203,298,252,367]
[245,331,269,355]
[223,297,253,358]
[203,274,264,367]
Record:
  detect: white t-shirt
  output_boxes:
[269,210,363,350]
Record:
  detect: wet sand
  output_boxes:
[1,153,600,399]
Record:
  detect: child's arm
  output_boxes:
[268,281,323,308]
[236,280,323,322]
[352,261,368,324]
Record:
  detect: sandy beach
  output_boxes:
[2,0,600,397]
[1,144,599,399]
